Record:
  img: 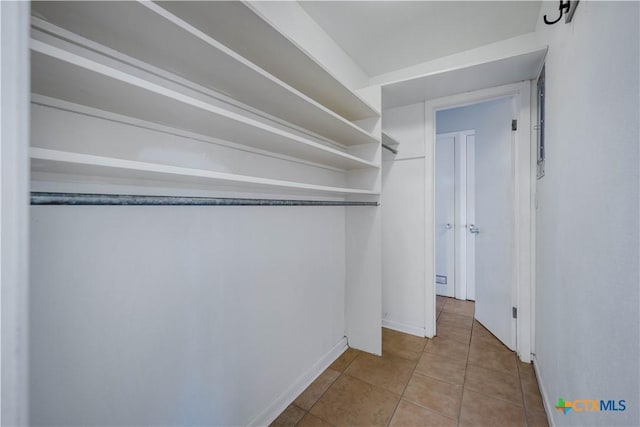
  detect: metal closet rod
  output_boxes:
[30,192,379,207]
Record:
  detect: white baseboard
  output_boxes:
[248,337,348,427]
[532,354,556,427]
[382,318,425,337]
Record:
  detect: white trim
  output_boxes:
[529,79,539,356]
[424,105,437,338]
[248,337,348,427]
[1,2,30,424]
[514,83,532,362]
[464,132,476,301]
[533,355,556,427]
[425,81,534,361]
[382,319,426,338]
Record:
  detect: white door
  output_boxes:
[435,134,455,297]
[472,106,516,350]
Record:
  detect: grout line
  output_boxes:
[299,350,361,427]
[410,363,466,388]
[384,333,428,427]
[455,317,476,427]
[394,389,458,424]
[517,360,532,427]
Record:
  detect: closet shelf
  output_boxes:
[159,1,379,120]
[30,40,378,171]
[31,148,379,197]
[30,2,379,147]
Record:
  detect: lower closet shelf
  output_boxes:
[30,148,379,197]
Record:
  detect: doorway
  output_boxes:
[435,96,515,350]
[425,81,533,362]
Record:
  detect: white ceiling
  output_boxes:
[299,1,542,77]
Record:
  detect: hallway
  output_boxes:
[272,297,548,426]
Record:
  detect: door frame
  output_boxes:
[1,1,31,424]
[424,81,533,363]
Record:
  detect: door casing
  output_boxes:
[424,81,533,363]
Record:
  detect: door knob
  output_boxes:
[469,224,480,234]
[445,223,453,229]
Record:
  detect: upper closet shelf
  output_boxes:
[31,148,378,197]
[31,39,377,171]
[30,1,379,147]
[159,1,379,120]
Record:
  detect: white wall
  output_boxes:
[381,102,426,336]
[533,2,639,426]
[30,206,346,426]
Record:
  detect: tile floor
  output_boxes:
[271,296,549,427]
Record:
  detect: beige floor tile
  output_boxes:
[470,333,511,354]
[438,312,473,330]
[459,389,526,427]
[273,312,548,427]
[464,364,523,403]
[521,376,546,413]
[403,372,463,419]
[294,368,341,410]
[329,348,360,372]
[382,328,428,361]
[424,336,469,362]
[436,323,472,345]
[345,352,415,395]
[389,399,457,427]
[467,345,517,375]
[442,299,475,317]
[414,351,466,385]
[270,405,306,427]
[296,413,334,427]
[517,361,537,382]
[438,320,472,334]
[309,375,399,427]
[472,320,491,334]
[526,409,549,427]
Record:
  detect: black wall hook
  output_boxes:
[544,0,579,25]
